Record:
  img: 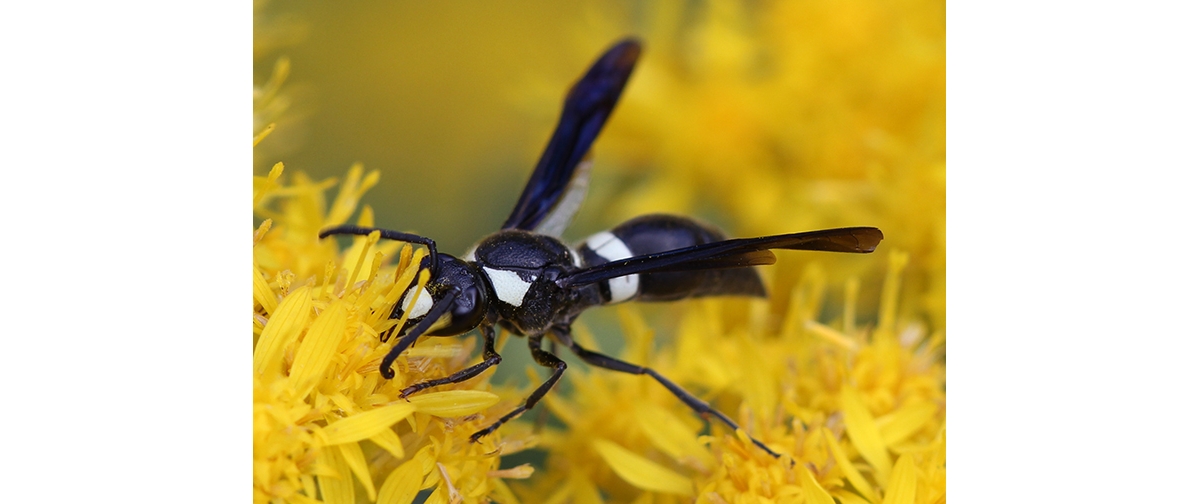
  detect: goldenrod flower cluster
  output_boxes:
[252,166,943,504]
[253,166,535,504]
[517,253,944,503]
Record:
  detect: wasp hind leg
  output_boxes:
[399,323,502,398]
[469,333,566,443]
[557,327,782,459]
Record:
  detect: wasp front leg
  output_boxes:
[399,323,502,398]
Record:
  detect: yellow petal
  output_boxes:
[301,474,317,501]
[877,251,909,335]
[404,343,465,359]
[832,489,875,504]
[593,439,693,496]
[841,387,892,482]
[800,466,836,504]
[488,464,534,479]
[337,442,376,502]
[289,301,348,397]
[880,454,916,504]
[316,446,354,504]
[370,250,424,328]
[568,471,605,504]
[252,161,283,207]
[880,402,939,447]
[633,403,713,465]
[323,402,417,445]
[252,265,277,315]
[326,164,380,227]
[424,484,449,504]
[376,449,435,504]
[489,479,522,504]
[736,335,777,415]
[391,268,431,328]
[253,285,312,379]
[823,428,878,503]
[408,390,500,417]
[253,122,275,147]
[344,230,380,287]
[806,320,860,352]
[369,427,405,458]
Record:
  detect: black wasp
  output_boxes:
[320,39,882,458]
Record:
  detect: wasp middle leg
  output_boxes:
[469,333,566,442]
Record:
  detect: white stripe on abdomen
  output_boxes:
[584,231,639,303]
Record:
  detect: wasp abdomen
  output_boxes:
[578,214,767,303]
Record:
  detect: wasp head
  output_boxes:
[393,253,489,337]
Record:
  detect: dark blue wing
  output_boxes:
[501,39,642,231]
[557,227,883,288]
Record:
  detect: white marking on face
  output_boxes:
[584,231,639,303]
[401,286,434,318]
[569,248,583,268]
[482,267,533,307]
[463,244,478,263]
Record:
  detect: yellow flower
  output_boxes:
[516,252,945,503]
[252,166,944,503]
[253,165,533,504]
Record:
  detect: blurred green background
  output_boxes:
[255,2,652,255]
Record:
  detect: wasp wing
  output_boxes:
[501,39,641,233]
[557,227,883,288]
[532,158,591,237]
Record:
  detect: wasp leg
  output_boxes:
[532,338,560,433]
[556,327,782,458]
[400,323,502,398]
[469,333,566,443]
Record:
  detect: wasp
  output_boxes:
[321,38,882,458]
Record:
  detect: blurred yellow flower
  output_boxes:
[591,0,945,329]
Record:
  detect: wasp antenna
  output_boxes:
[319,225,441,277]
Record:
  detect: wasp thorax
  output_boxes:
[467,230,579,334]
